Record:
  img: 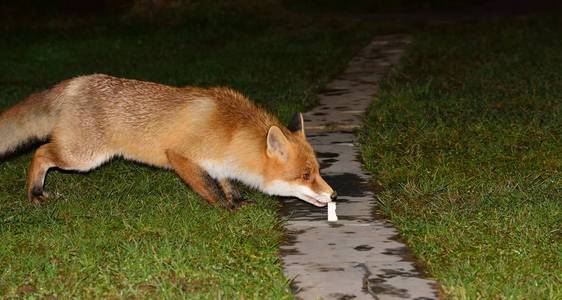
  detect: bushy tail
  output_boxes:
[0,89,58,158]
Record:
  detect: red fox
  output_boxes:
[0,74,336,208]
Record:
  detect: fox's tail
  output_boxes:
[0,88,59,158]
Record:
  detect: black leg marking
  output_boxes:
[201,173,232,209]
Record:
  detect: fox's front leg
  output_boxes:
[165,150,232,209]
[219,179,254,208]
[218,179,241,207]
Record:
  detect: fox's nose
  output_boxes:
[330,191,338,201]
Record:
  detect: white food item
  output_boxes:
[327,202,338,222]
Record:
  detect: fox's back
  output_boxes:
[64,74,275,129]
[62,74,189,129]
[55,74,278,165]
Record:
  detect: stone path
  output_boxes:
[280,35,441,299]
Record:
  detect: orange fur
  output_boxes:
[0,74,335,207]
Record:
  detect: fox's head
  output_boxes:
[261,113,336,207]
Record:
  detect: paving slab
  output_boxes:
[280,35,441,299]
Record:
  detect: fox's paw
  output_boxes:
[233,198,255,210]
[223,200,237,211]
[221,198,254,212]
[230,189,242,202]
[28,188,49,205]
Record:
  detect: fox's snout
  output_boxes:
[298,186,337,207]
[262,167,336,207]
[305,175,336,207]
[264,177,335,207]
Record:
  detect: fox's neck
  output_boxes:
[200,155,266,190]
[199,128,268,189]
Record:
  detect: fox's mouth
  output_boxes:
[264,180,332,207]
[299,194,329,207]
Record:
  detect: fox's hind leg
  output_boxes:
[27,144,58,204]
[166,150,232,209]
[27,142,110,204]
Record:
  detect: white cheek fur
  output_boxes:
[263,180,303,197]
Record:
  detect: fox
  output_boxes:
[0,74,337,209]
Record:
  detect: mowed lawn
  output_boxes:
[0,7,371,298]
[362,16,562,299]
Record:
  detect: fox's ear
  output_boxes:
[288,112,305,138]
[266,126,289,162]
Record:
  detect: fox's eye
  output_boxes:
[302,173,310,181]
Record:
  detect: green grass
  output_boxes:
[0,7,372,298]
[361,16,562,299]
